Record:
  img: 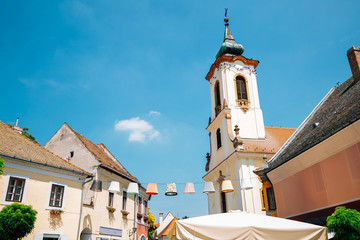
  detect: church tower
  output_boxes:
[203,12,295,215]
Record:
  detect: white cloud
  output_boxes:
[149,110,161,116]
[115,117,160,143]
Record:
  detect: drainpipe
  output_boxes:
[133,194,138,240]
[76,176,94,240]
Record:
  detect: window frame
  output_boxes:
[121,188,127,211]
[1,173,29,205]
[108,192,115,208]
[235,75,248,101]
[5,176,25,202]
[216,128,222,149]
[46,181,67,210]
[49,184,65,208]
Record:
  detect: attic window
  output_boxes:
[312,122,320,129]
[70,151,74,158]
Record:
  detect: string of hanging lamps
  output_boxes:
[91,177,256,195]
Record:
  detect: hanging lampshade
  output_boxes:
[146,183,158,195]
[127,182,139,195]
[184,183,196,194]
[108,181,120,193]
[165,183,177,196]
[203,182,215,194]
[221,180,234,193]
[240,178,253,190]
[90,180,102,192]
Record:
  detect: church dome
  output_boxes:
[216,16,244,59]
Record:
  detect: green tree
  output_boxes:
[0,203,38,240]
[147,209,157,240]
[327,206,360,240]
[6,124,38,144]
[0,157,4,175]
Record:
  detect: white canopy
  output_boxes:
[168,211,327,240]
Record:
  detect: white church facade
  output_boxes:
[202,14,295,216]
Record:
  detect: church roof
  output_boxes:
[242,126,296,154]
[259,76,360,175]
[215,16,244,59]
[63,123,139,182]
[0,121,91,176]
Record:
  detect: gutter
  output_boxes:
[76,176,94,240]
[0,153,93,177]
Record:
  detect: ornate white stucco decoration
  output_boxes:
[219,62,256,75]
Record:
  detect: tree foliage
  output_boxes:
[6,124,38,144]
[0,203,37,240]
[147,209,157,240]
[0,157,4,175]
[327,206,360,240]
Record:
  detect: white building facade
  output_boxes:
[203,15,295,215]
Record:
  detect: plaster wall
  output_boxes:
[0,160,84,240]
[269,120,360,219]
[45,125,99,174]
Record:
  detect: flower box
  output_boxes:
[50,209,63,215]
[121,210,130,216]
[107,207,116,213]
[137,213,143,219]
[144,216,148,222]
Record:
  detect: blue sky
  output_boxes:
[1,0,359,220]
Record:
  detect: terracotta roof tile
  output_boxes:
[242,126,296,154]
[0,121,91,175]
[64,123,138,182]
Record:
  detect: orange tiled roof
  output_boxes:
[157,217,179,236]
[0,121,91,175]
[242,126,296,154]
[64,123,138,182]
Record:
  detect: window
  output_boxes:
[70,151,74,158]
[137,196,142,214]
[266,188,276,210]
[216,128,222,149]
[6,177,25,202]
[236,76,248,100]
[122,190,127,210]
[49,184,64,208]
[220,192,227,213]
[214,81,221,116]
[144,200,148,215]
[108,192,114,207]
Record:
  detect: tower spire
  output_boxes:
[216,9,244,59]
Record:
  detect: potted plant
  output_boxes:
[107,207,116,213]
[50,209,63,216]
[144,216,148,222]
[121,210,130,216]
[137,213,143,219]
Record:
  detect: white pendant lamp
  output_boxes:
[221,180,234,193]
[203,182,215,194]
[127,182,139,195]
[240,178,253,190]
[165,183,177,196]
[108,181,120,193]
[184,183,196,194]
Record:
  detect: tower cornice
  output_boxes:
[205,55,260,81]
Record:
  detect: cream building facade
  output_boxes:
[202,16,295,215]
[45,123,149,240]
[0,121,93,240]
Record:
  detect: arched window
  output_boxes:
[214,82,221,116]
[236,76,248,100]
[216,128,222,149]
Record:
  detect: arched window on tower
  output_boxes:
[214,81,221,116]
[236,76,248,100]
[216,128,222,149]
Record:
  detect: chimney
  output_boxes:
[159,212,163,224]
[12,117,23,134]
[347,46,360,83]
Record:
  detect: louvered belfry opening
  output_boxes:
[236,76,248,100]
